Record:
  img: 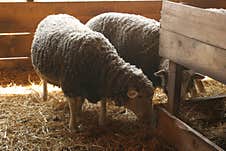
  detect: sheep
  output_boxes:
[31,14,154,131]
[86,12,205,99]
[86,12,161,87]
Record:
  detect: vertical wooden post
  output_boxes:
[167,61,183,115]
[43,80,48,101]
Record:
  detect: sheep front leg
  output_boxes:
[67,97,84,131]
[98,100,106,126]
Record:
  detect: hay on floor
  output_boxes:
[0,70,226,150]
[0,70,173,150]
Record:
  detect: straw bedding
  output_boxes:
[0,70,225,150]
[179,79,226,149]
[0,70,171,150]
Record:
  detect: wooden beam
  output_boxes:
[0,33,33,57]
[161,0,226,50]
[166,61,183,115]
[181,95,226,122]
[159,29,226,84]
[154,107,224,151]
[0,1,161,33]
[0,57,32,70]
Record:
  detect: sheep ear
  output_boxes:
[127,89,138,99]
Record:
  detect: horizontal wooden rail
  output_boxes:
[0,33,33,57]
[0,57,32,70]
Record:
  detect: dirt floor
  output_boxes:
[0,69,225,150]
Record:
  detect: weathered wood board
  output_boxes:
[160,1,226,84]
[154,107,224,151]
[161,1,226,50]
[159,2,226,149]
[160,29,226,84]
[166,61,183,114]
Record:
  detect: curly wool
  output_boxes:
[31,14,153,104]
[86,12,161,86]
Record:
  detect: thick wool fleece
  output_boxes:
[31,14,154,104]
[86,12,161,86]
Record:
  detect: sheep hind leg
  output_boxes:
[98,100,107,126]
[67,97,84,132]
[42,79,48,101]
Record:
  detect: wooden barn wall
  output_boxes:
[0,1,161,59]
[0,0,226,69]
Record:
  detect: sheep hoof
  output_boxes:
[69,123,84,132]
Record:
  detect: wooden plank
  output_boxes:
[171,0,226,8]
[0,1,161,32]
[0,57,32,70]
[161,1,226,50]
[181,95,226,122]
[159,29,226,84]
[167,61,183,115]
[0,33,33,57]
[154,107,224,151]
[185,94,226,102]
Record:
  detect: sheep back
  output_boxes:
[86,12,161,86]
[31,14,118,101]
[31,14,154,105]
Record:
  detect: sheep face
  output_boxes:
[154,67,205,99]
[124,88,154,124]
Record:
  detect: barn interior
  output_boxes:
[0,0,226,150]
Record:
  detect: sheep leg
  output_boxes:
[98,100,107,126]
[67,97,84,131]
[42,79,48,101]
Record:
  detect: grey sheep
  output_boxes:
[86,12,205,99]
[31,14,154,131]
[86,12,161,87]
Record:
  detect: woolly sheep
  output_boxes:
[86,12,161,86]
[31,14,154,131]
[86,12,205,99]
